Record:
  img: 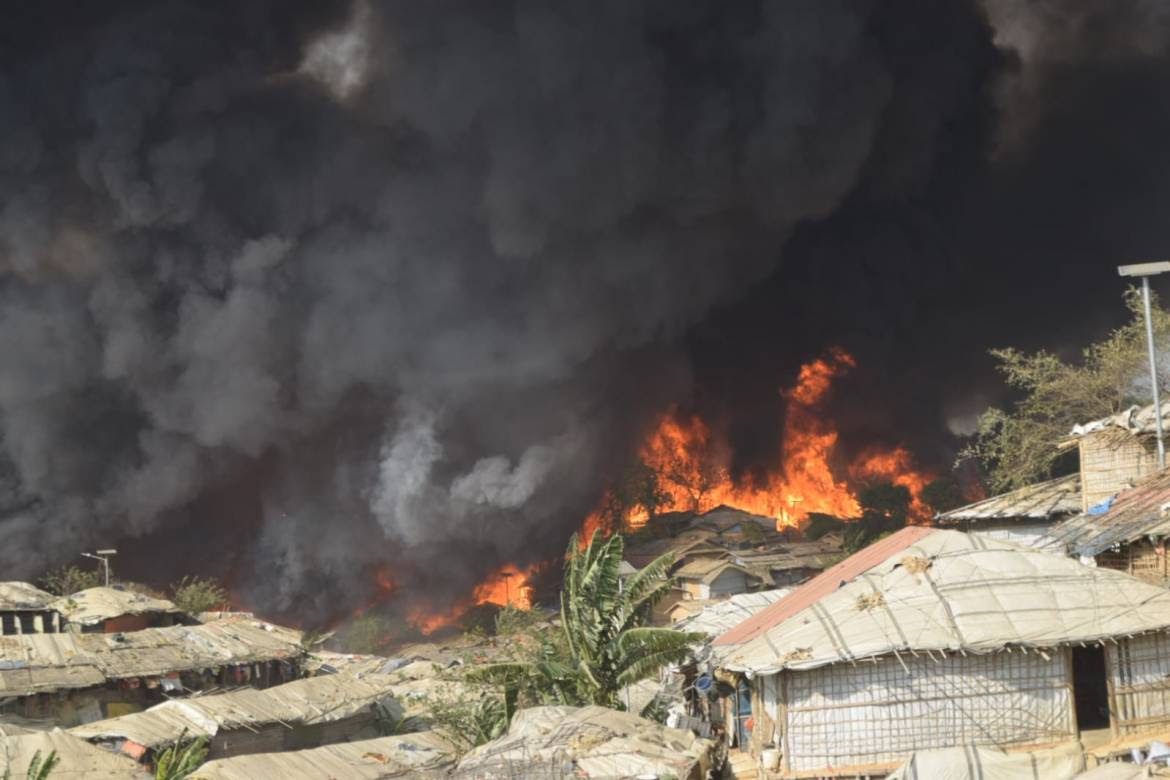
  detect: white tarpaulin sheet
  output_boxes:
[885,742,1085,780]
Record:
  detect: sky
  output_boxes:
[3,0,1170,622]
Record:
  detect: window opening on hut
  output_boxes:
[734,678,752,751]
[1072,645,1110,731]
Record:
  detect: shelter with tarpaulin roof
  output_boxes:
[709,526,1170,778]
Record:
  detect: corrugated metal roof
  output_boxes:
[713,526,934,647]
[71,671,402,749]
[0,617,302,696]
[935,474,1081,522]
[714,528,1170,674]
[51,587,179,626]
[1045,469,1170,556]
[193,731,455,779]
[0,582,55,611]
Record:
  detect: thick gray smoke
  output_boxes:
[0,0,991,620]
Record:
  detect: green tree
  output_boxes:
[154,735,207,780]
[37,565,101,596]
[169,576,228,614]
[342,614,393,655]
[963,288,1170,492]
[3,750,59,780]
[921,476,965,514]
[480,531,702,710]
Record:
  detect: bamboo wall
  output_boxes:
[770,650,1075,775]
[1095,539,1170,586]
[1108,632,1170,736]
[1079,432,1159,512]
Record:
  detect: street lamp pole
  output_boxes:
[1118,262,1170,469]
[80,549,118,587]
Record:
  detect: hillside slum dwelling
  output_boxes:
[72,670,403,764]
[50,586,187,633]
[0,582,62,635]
[1048,468,1170,585]
[707,526,1170,777]
[1065,403,1168,511]
[193,731,456,780]
[624,506,845,624]
[934,473,1081,549]
[0,615,302,726]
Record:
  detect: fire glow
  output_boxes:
[407,563,534,636]
[404,349,929,636]
[586,349,932,534]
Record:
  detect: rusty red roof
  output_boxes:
[711,525,936,646]
[1046,468,1170,556]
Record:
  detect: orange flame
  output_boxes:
[406,563,534,635]
[587,349,931,532]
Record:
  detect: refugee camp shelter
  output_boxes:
[711,526,1170,778]
[0,617,303,726]
[51,586,183,633]
[671,589,791,637]
[934,473,1081,548]
[453,705,716,779]
[1046,469,1170,585]
[674,558,761,600]
[0,728,148,779]
[72,671,402,763]
[193,731,456,779]
[0,582,62,635]
[1068,402,1169,511]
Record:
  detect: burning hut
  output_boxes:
[0,582,62,635]
[50,586,184,634]
[1046,469,1170,585]
[933,473,1081,548]
[711,526,1170,778]
[0,617,303,726]
[71,671,403,764]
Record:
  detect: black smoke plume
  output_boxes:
[2,0,1164,624]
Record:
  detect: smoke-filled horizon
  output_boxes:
[2,0,1170,623]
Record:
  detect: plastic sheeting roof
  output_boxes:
[935,474,1081,522]
[884,742,1085,780]
[192,731,455,779]
[0,582,55,611]
[51,587,179,626]
[0,617,302,696]
[0,729,147,779]
[672,589,791,638]
[1045,469,1170,556]
[70,671,402,749]
[454,705,715,779]
[1070,401,1170,438]
[715,528,1170,674]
